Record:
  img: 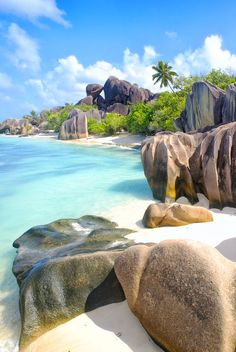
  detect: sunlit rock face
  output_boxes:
[141,122,236,208]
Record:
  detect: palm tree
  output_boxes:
[152,60,177,92]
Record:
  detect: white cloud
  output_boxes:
[27,46,160,107]
[7,23,41,72]
[172,35,236,76]
[165,31,178,39]
[0,72,12,89]
[0,0,69,27]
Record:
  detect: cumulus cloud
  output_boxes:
[27,46,159,107]
[7,23,41,72]
[0,0,69,27]
[172,35,236,76]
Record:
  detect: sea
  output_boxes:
[0,135,151,351]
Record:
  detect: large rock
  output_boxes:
[106,103,129,115]
[0,118,32,135]
[142,122,236,208]
[143,203,213,228]
[104,76,154,106]
[77,95,93,106]
[86,83,103,100]
[115,240,236,352]
[12,215,135,348]
[222,83,236,123]
[59,108,105,140]
[176,81,225,132]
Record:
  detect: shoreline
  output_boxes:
[0,132,147,149]
[1,135,236,352]
[22,196,236,352]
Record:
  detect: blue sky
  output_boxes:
[1,0,236,120]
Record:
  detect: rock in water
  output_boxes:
[114,240,236,352]
[141,122,236,208]
[12,215,135,348]
[143,203,213,228]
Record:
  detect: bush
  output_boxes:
[126,103,154,134]
[88,113,127,136]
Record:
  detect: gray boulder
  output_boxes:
[59,109,88,140]
[106,103,129,115]
[177,81,225,132]
[77,95,93,106]
[86,83,103,100]
[104,76,154,106]
[96,95,107,110]
[12,215,135,349]
[222,83,236,123]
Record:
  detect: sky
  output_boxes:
[1,0,236,120]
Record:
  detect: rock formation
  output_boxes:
[143,203,213,228]
[114,239,236,352]
[12,215,134,349]
[176,81,236,132]
[222,83,236,123]
[106,102,129,115]
[141,121,236,208]
[86,83,103,100]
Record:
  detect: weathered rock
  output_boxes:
[96,94,107,110]
[0,118,36,135]
[59,109,88,139]
[177,81,225,132]
[12,215,135,348]
[114,240,236,352]
[143,203,213,228]
[142,122,236,208]
[141,131,203,203]
[77,95,93,106]
[86,83,103,100]
[104,76,154,106]
[106,103,129,115]
[222,83,236,123]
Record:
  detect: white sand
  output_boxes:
[24,195,236,352]
[23,301,160,352]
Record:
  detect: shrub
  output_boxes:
[126,103,154,134]
[88,113,127,136]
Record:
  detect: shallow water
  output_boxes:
[0,136,151,351]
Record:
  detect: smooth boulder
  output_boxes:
[86,83,103,100]
[106,103,129,115]
[143,203,213,228]
[176,81,225,132]
[115,240,236,352]
[13,215,135,348]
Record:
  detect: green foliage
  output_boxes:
[126,103,154,134]
[205,69,236,90]
[88,113,127,136]
[77,104,98,112]
[46,105,75,132]
[150,92,185,132]
[152,60,178,92]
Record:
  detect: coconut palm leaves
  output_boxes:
[152,60,177,92]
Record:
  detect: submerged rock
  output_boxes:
[115,240,236,352]
[142,121,236,208]
[12,215,135,348]
[143,203,213,228]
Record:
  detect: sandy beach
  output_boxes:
[22,193,236,352]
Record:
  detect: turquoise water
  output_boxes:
[0,135,151,351]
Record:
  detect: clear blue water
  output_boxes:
[0,135,151,351]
